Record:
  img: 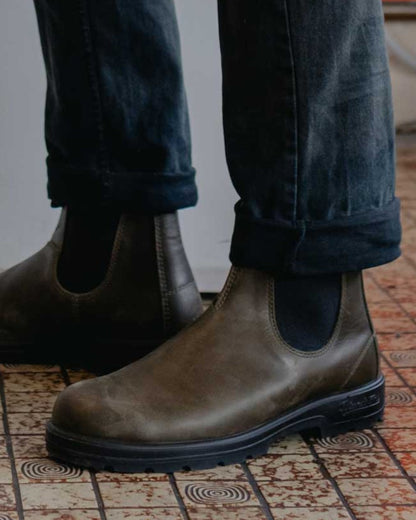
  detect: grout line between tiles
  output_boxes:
[372,428,416,494]
[381,352,416,398]
[90,471,108,520]
[241,462,274,520]
[168,473,190,520]
[303,436,358,520]
[60,366,107,520]
[0,373,25,520]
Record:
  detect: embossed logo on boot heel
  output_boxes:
[339,393,381,417]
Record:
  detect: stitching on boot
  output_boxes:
[214,267,240,310]
[154,216,171,332]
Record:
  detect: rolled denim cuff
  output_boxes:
[230,198,402,275]
[47,159,198,214]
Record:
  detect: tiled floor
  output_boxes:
[1,141,416,519]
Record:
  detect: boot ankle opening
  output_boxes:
[57,207,121,293]
[274,272,343,352]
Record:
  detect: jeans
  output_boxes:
[33,0,401,275]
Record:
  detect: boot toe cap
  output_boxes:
[51,379,113,439]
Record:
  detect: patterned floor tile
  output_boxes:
[398,368,416,387]
[20,483,98,509]
[177,481,259,508]
[370,255,416,284]
[402,304,416,324]
[370,303,416,333]
[106,510,183,520]
[268,434,310,454]
[386,351,416,368]
[364,277,391,303]
[375,276,416,304]
[0,460,13,484]
[66,369,96,384]
[23,511,101,520]
[312,430,384,453]
[0,438,7,458]
[395,452,416,477]
[381,406,416,428]
[248,454,322,481]
[174,464,246,481]
[2,373,65,393]
[187,506,267,519]
[353,505,416,520]
[379,429,416,452]
[11,435,48,459]
[385,387,415,406]
[270,508,351,520]
[381,364,404,386]
[337,478,416,506]
[96,471,169,483]
[258,480,340,508]
[0,484,17,510]
[5,392,58,413]
[0,364,60,373]
[16,458,91,484]
[7,413,50,435]
[99,482,178,508]
[320,452,401,478]
[378,333,416,352]
[0,513,19,520]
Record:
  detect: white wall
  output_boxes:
[175,2,236,291]
[0,3,415,291]
[0,1,235,291]
[0,2,53,272]
[387,22,416,126]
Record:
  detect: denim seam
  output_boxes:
[290,220,306,272]
[78,0,109,183]
[283,0,299,225]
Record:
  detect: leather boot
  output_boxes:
[0,209,202,370]
[47,267,384,472]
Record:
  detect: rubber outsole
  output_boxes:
[46,375,385,473]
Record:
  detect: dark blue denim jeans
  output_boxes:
[34,0,401,275]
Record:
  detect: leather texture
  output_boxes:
[0,209,202,358]
[52,266,380,442]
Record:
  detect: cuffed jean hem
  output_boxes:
[47,160,198,214]
[230,198,402,275]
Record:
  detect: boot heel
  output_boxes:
[314,376,385,438]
